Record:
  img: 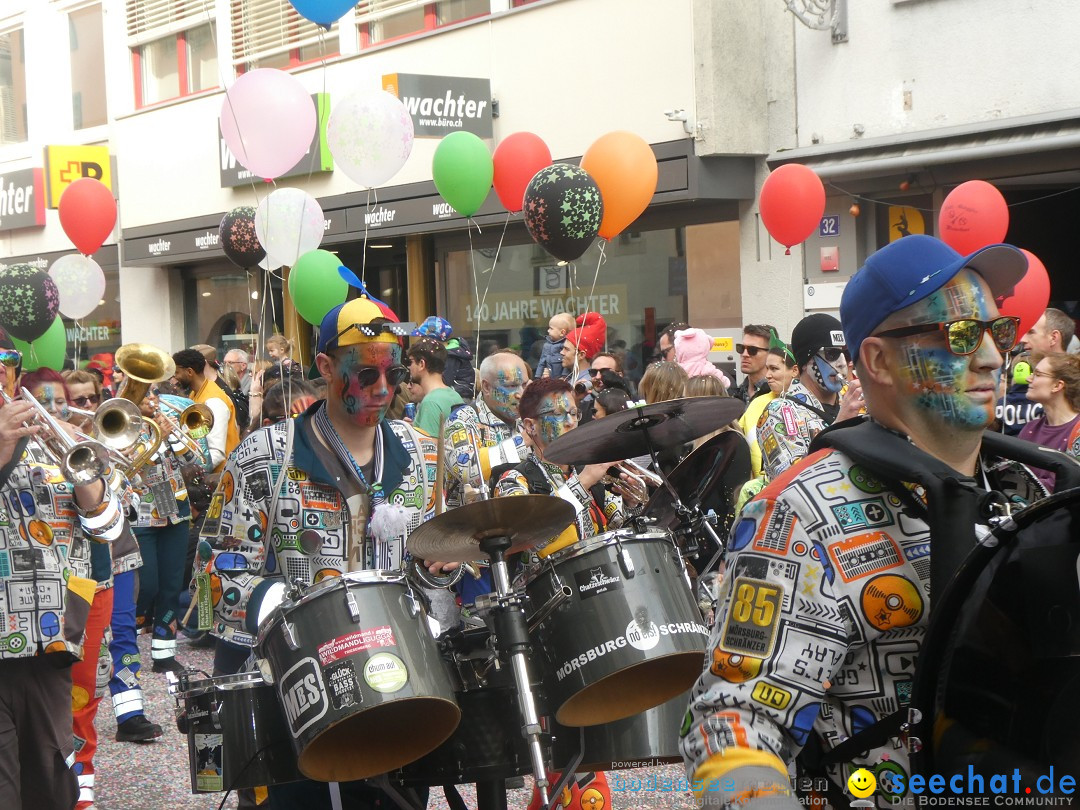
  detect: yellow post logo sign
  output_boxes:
[711,337,734,353]
[44,145,112,208]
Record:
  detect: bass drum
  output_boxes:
[912,490,1080,790]
[549,692,687,772]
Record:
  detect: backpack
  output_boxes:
[443,337,476,400]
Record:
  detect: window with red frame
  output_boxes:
[358,0,491,47]
[231,0,339,73]
[127,0,218,108]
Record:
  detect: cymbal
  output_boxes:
[543,396,745,465]
[406,495,577,563]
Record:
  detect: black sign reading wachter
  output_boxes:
[382,73,493,139]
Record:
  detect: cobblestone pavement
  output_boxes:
[92,634,697,809]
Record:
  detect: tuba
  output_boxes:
[114,343,176,405]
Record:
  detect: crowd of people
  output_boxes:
[0,233,1076,809]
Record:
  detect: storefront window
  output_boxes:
[70,5,108,129]
[442,227,692,384]
[184,266,283,363]
[64,266,122,369]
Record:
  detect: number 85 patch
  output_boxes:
[719,577,785,659]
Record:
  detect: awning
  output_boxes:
[767,109,1080,183]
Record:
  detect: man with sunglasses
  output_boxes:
[171,349,239,474]
[756,313,863,480]
[683,235,1046,809]
[197,296,441,809]
[732,324,776,404]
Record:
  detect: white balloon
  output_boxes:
[255,188,325,268]
[327,89,414,188]
[49,254,105,320]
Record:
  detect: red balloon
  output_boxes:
[938,180,1009,255]
[758,164,825,253]
[998,249,1050,337]
[492,132,552,213]
[58,178,117,255]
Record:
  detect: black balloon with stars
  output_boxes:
[523,164,603,262]
[0,264,60,343]
[219,206,267,268]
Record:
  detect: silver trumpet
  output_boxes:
[71,399,163,478]
[1,388,115,487]
[601,458,664,504]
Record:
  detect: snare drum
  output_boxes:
[526,528,709,726]
[257,570,461,783]
[180,671,301,793]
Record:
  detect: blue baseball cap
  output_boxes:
[841,235,1027,366]
[411,316,453,342]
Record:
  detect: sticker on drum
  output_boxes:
[193,733,223,792]
[364,652,408,693]
[326,661,363,711]
[278,657,329,738]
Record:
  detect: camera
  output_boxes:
[574,378,593,396]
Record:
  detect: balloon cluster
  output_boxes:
[430,129,659,263]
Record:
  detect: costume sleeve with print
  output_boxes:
[196,426,281,644]
[758,398,826,481]
[681,478,852,808]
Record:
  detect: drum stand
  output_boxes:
[477,534,551,810]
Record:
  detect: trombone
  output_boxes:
[1,388,119,488]
[156,402,213,463]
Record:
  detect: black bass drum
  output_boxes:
[911,490,1080,794]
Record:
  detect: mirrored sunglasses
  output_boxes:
[0,350,21,367]
[873,316,1019,357]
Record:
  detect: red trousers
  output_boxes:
[71,586,114,810]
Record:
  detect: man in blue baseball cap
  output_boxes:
[683,234,1051,809]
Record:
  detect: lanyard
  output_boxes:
[313,404,385,501]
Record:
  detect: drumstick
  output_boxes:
[182,589,197,628]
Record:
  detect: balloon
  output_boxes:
[220,69,316,181]
[12,316,66,372]
[58,178,116,255]
[49,255,105,320]
[255,188,325,268]
[998,249,1050,337]
[327,90,414,188]
[493,132,552,213]
[580,132,658,240]
[523,165,603,263]
[432,132,494,218]
[0,264,60,343]
[288,0,355,26]
[938,180,1009,255]
[289,250,348,324]
[219,206,266,268]
[758,163,826,252]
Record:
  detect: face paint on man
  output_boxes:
[811,353,847,394]
[534,392,578,446]
[888,270,1002,429]
[488,366,528,422]
[333,343,401,427]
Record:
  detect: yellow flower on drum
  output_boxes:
[860,574,923,631]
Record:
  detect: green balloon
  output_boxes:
[13,315,67,371]
[432,131,494,217]
[289,249,348,324]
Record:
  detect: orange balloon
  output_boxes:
[580,132,658,240]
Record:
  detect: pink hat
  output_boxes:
[674,328,730,389]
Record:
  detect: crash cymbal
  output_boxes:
[543,396,745,465]
[406,495,577,562]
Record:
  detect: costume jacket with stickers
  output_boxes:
[443,398,526,508]
[681,444,1045,808]
[130,428,192,529]
[757,379,830,481]
[197,402,437,647]
[0,453,122,660]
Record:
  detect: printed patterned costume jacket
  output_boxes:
[131,437,192,528]
[680,445,1044,807]
[495,449,625,551]
[0,454,122,660]
[757,380,830,481]
[198,405,437,647]
[444,398,526,508]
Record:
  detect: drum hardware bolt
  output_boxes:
[345,589,361,623]
[907,708,922,724]
[617,544,636,579]
[906,735,923,753]
[282,620,301,651]
[211,700,224,731]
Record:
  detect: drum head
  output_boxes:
[914,490,1080,784]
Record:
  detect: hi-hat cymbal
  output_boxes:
[543,396,745,465]
[407,495,576,563]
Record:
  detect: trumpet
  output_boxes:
[601,459,664,504]
[156,403,213,461]
[1,388,117,488]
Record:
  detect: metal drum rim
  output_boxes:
[181,670,265,698]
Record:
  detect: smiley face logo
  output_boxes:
[847,768,877,798]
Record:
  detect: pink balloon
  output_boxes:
[220,69,316,181]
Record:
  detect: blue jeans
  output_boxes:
[134,520,191,662]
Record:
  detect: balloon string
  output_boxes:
[361,188,372,286]
[579,239,607,354]
[470,211,510,385]
[468,220,484,375]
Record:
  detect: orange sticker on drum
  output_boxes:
[861,574,922,631]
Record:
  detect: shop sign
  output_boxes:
[219,93,333,188]
[382,73,492,138]
[0,168,45,231]
[344,192,499,232]
[462,284,627,326]
[44,145,112,208]
[125,209,347,263]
